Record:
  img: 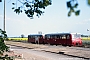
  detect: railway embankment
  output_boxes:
[5,41,90,59]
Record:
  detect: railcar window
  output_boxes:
[45,35,47,38]
[62,35,66,39]
[51,35,55,38]
[59,35,62,39]
[50,35,53,38]
[40,35,42,38]
[53,35,56,38]
[46,35,50,38]
[52,35,55,38]
[32,36,35,38]
[35,36,37,37]
[28,36,31,38]
[56,35,60,38]
[30,36,32,38]
[67,35,70,39]
[29,36,31,38]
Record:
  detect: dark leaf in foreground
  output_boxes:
[75,10,80,16]
[88,0,90,5]
[67,1,71,8]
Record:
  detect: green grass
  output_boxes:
[82,38,90,48]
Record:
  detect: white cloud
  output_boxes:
[76,19,90,25]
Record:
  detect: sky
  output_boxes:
[0,0,90,37]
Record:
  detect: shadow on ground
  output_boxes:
[41,50,90,60]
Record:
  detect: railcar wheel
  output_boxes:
[62,45,67,47]
[76,43,79,46]
[56,45,57,46]
[43,41,45,45]
[69,45,71,47]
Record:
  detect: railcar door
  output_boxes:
[66,34,72,46]
[54,35,61,45]
[38,35,44,44]
[28,35,31,43]
[45,35,50,44]
[45,35,54,45]
[61,34,67,46]
[48,35,54,45]
[31,36,35,43]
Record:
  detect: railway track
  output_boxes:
[40,43,90,51]
[5,41,90,59]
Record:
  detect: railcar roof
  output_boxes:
[45,33,80,35]
[28,34,42,36]
[45,33,70,35]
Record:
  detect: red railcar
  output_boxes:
[28,34,45,44]
[45,33,82,46]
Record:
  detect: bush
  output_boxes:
[0,29,14,60]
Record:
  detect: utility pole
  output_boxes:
[0,0,6,31]
[4,0,5,31]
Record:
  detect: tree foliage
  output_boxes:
[21,34,24,38]
[67,0,80,17]
[12,0,90,18]
[0,29,9,55]
[88,0,90,5]
[0,29,14,60]
[0,0,2,2]
[12,0,52,19]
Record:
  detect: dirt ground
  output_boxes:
[5,41,90,60]
[4,41,50,60]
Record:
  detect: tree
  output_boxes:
[12,0,52,19]
[67,0,80,17]
[0,29,8,54]
[12,0,90,18]
[0,29,14,60]
[21,34,24,38]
